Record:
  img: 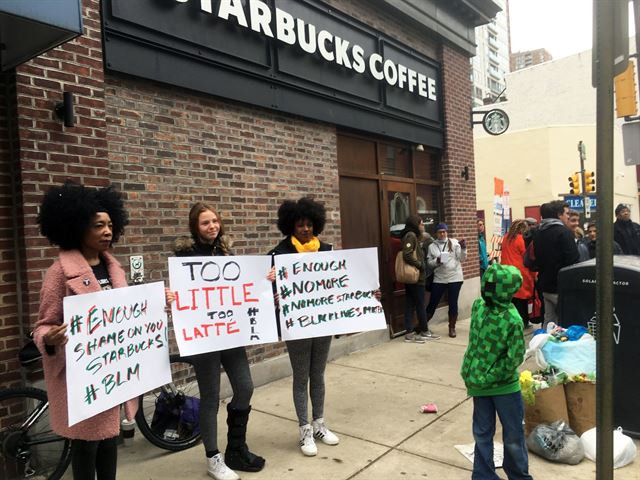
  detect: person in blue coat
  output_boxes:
[477,219,489,277]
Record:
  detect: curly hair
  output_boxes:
[38,182,128,250]
[505,219,528,241]
[187,202,230,254]
[276,197,326,236]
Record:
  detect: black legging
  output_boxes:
[71,436,118,480]
[512,297,529,327]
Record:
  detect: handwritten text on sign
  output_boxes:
[64,282,171,426]
[169,256,278,356]
[274,248,386,340]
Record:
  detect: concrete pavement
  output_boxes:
[106,319,639,480]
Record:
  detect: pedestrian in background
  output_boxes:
[477,219,489,278]
[500,220,535,329]
[585,222,623,259]
[613,204,640,255]
[175,202,265,480]
[460,263,533,480]
[532,201,579,327]
[568,209,589,261]
[399,215,429,343]
[426,223,466,338]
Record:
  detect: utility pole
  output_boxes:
[593,0,627,478]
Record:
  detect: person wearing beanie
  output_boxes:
[425,223,467,338]
[460,263,533,480]
[613,204,640,255]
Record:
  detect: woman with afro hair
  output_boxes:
[34,182,172,480]
[267,197,339,457]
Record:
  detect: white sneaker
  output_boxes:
[312,418,340,445]
[207,453,240,480]
[299,424,317,456]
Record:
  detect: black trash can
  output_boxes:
[557,255,640,438]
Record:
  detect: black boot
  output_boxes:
[224,405,265,472]
[448,313,457,338]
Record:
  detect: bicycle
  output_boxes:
[1,348,201,480]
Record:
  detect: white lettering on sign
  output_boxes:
[172,0,438,101]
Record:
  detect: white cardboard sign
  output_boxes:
[64,282,171,426]
[169,256,278,356]
[273,247,386,340]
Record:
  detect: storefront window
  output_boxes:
[380,144,411,178]
[414,148,441,181]
[416,184,441,235]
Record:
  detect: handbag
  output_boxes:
[395,249,419,284]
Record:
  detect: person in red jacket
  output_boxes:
[500,219,536,328]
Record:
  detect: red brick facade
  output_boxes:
[0,0,480,381]
[441,44,480,279]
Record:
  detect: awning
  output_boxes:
[0,0,83,71]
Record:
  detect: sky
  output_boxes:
[508,0,635,61]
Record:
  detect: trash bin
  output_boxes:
[557,255,640,438]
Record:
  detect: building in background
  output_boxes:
[470,0,510,106]
[474,46,640,245]
[510,48,553,71]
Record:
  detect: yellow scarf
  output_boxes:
[291,236,320,252]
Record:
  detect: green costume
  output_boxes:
[460,263,525,397]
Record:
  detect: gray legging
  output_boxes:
[188,346,254,452]
[286,336,332,426]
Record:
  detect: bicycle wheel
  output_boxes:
[0,387,71,480]
[135,354,201,451]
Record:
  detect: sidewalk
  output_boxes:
[113,319,640,480]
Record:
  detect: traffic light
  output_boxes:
[584,171,595,193]
[614,61,638,118]
[568,172,581,194]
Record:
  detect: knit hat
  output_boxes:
[525,217,538,226]
[435,223,448,232]
[615,203,629,215]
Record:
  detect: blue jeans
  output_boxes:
[404,282,427,333]
[426,281,463,317]
[472,392,533,480]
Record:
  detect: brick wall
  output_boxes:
[104,75,340,361]
[13,0,109,333]
[2,1,480,377]
[0,72,23,388]
[440,44,479,279]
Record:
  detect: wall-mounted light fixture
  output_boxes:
[54,91,75,127]
[461,166,469,181]
[415,144,425,152]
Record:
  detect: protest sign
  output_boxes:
[169,256,278,356]
[64,282,170,426]
[273,247,386,340]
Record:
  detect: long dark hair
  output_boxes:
[401,215,422,237]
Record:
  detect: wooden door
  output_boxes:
[381,181,415,335]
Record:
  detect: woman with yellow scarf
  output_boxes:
[267,197,339,457]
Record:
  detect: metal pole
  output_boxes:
[578,141,588,218]
[594,1,614,478]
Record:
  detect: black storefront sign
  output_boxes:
[102,0,443,147]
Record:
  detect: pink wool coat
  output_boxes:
[34,250,138,440]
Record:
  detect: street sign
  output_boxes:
[564,195,597,211]
[622,121,640,165]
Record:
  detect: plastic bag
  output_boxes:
[540,337,596,376]
[581,427,638,468]
[526,420,585,464]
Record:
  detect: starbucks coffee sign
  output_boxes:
[174,0,438,101]
[102,0,444,146]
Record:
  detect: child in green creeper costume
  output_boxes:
[460,263,533,480]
